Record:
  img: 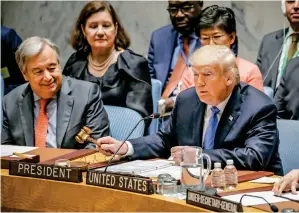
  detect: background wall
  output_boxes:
[1,1,287,67]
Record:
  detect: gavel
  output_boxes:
[75,126,97,144]
[76,126,113,155]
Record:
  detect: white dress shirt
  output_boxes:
[124,94,232,157]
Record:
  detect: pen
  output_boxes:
[274,195,299,203]
[12,152,33,159]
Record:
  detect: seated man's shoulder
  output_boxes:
[261,29,285,43]
[64,76,97,91]
[240,83,275,111]
[152,24,174,37]
[3,83,29,103]
[177,87,197,102]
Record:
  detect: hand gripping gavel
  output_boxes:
[75,126,97,144]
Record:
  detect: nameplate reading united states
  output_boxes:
[86,170,154,194]
[9,162,83,183]
[186,189,243,212]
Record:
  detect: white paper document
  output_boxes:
[223,191,299,206]
[95,159,207,180]
[0,145,38,157]
[95,159,175,174]
[249,177,280,184]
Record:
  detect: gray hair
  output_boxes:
[190,45,240,85]
[15,36,60,73]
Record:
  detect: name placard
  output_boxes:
[86,170,154,195]
[186,189,243,212]
[9,162,83,183]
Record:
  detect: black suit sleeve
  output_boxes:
[84,83,110,148]
[275,71,290,119]
[203,103,279,171]
[256,36,265,76]
[125,58,153,118]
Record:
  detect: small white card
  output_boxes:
[9,154,36,158]
[249,177,280,184]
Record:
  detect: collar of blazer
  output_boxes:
[211,85,242,148]
[275,28,289,40]
[67,49,151,85]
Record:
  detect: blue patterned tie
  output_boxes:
[204,106,220,149]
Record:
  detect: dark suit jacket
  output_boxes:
[257,28,288,91]
[1,26,26,94]
[1,76,110,149]
[63,49,153,120]
[129,83,283,175]
[148,24,201,89]
[275,57,299,120]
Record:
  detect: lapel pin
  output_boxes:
[229,115,233,121]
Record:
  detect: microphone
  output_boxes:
[240,194,279,212]
[103,113,161,172]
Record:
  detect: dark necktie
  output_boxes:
[288,34,299,61]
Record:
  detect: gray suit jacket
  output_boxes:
[256,28,288,91]
[1,76,110,149]
[275,57,299,120]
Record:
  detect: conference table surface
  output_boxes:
[1,149,274,212]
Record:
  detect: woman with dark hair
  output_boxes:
[63,1,153,120]
[195,5,263,91]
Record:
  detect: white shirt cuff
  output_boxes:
[121,141,134,158]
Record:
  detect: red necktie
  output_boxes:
[35,99,49,147]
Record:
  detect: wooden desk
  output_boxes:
[1,148,275,212]
[1,168,271,212]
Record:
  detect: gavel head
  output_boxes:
[75,126,92,144]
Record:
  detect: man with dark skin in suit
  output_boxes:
[150,1,203,112]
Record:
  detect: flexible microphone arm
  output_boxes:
[239,194,279,212]
[103,113,162,172]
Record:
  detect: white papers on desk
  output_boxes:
[223,191,299,206]
[0,145,38,157]
[95,159,206,180]
[96,159,175,174]
[249,177,280,184]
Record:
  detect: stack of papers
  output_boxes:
[95,159,206,180]
[96,159,175,174]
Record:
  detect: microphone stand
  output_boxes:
[240,194,279,212]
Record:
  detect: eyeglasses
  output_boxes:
[167,5,195,16]
[200,35,227,45]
